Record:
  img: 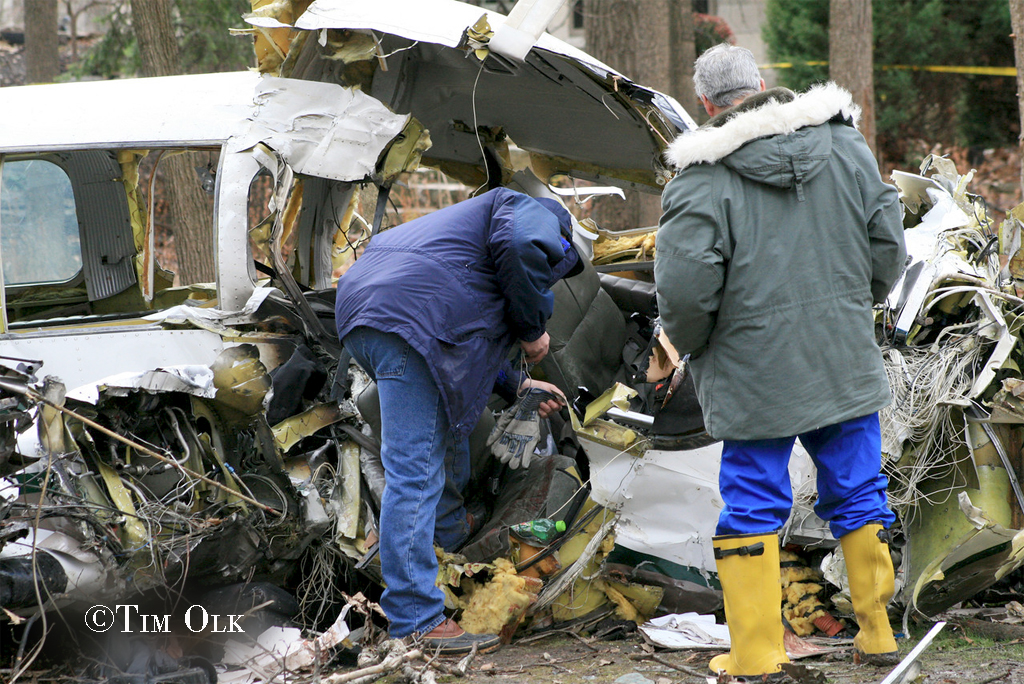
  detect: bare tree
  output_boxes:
[25,0,60,83]
[829,0,876,157]
[63,1,114,61]
[1012,0,1024,194]
[585,0,696,230]
[130,0,215,284]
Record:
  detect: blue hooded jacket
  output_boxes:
[335,188,578,436]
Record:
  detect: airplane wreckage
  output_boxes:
[1,0,1023,680]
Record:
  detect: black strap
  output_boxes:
[370,183,391,237]
[867,520,899,546]
[714,541,765,559]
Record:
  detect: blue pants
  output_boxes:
[343,327,472,638]
[717,413,895,539]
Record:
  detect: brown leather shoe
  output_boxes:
[416,618,501,656]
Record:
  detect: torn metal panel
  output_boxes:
[249,146,340,351]
[911,493,1024,616]
[332,438,362,541]
[639,613,730,650]
[272,402,352,453]
[585,438,717,577]
[246,0,694,190]
[7,329,226,458]
[231,76,411,182]
[143,284,277,330]
[72,366,218,404]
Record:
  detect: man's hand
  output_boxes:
[520,332,550,364]
[519,378,566,419]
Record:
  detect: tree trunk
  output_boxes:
[669,0,699,118]
[25,0,59,84]
[584,0,695,231]
[1011,0,1024,195]
[130,0,215,284]
[829,0,876,158]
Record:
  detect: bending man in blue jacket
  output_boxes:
[335,188,580,654]
[655,45,906,678]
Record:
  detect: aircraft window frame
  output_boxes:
[0,155,84,288]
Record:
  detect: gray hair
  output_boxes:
[693,43,762,109]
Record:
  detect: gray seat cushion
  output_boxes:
[539,260,628,399]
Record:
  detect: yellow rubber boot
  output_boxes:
[840,523,898,661]
[708,532,790,677]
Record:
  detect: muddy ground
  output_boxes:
[397,621,1024,684]
[6,623,1022,684]
[6,608,1023,684]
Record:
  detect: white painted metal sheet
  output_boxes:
[0,71,260,153]
[583,437,828,574]
[232,77,409,182]
[0,327,224,391]
[290,0,610,69]
[584,437,724,574]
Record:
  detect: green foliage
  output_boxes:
[69,0,253,80]
[762,0,1018,162]
[695,13,736,56]
[68,3,139,80]
[763,0,829,88]
[176,0,254,75]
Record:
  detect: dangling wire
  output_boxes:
[471,61,490,195]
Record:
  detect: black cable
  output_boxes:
[14,612,42,667]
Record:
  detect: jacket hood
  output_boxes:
[531,196,584,279]
[664,82,860,172]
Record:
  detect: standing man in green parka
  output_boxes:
[654,44,907,679]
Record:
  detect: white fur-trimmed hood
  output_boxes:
[665,82,861,170]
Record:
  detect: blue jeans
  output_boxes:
[343,327,472,638]
[717,412,895,539]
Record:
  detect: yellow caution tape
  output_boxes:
[761,61,828,68]
[761,61,1017,77]
[882,65,1016,76]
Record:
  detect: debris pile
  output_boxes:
[1,0,1023,679]
[877,154,1024,616]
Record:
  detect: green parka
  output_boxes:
[654,84,906,441]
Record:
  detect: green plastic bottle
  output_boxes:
[510,518,567,544]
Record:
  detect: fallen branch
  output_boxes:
[566,630,600,652]
[401,662,437,684]
[324,649,422,684]
[970,669,1013,684]
[951,617,1024,642]
[415,641,477,676]
[629,652,708,680]
[515,630,565,645]
[454,643,479,675]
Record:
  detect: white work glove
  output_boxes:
[487,388,558,469]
